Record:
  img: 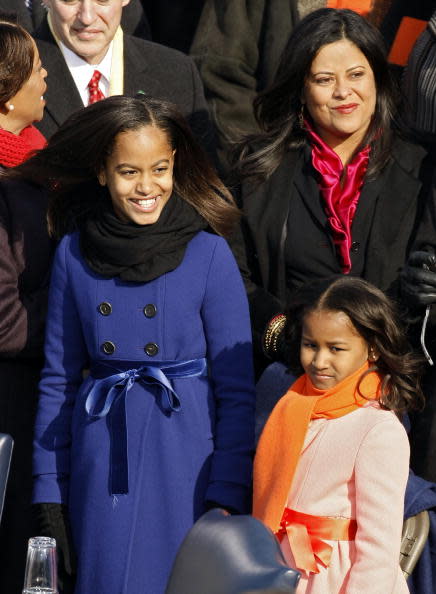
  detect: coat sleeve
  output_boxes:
[200,237,256,513]
[0,186,49,356]
[345,417,409,593]
[190,0,297,170]
[190,0,264,141]
[190,0,265,173]
[227,218,284,358]
[33,237,88,505]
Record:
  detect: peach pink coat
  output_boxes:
[280,403,409,594]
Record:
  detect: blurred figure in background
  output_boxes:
[142,0,205,53]
[0,0,151,38]
[398,8,436,484]
[401,7,436,155]
[379,0,434,74]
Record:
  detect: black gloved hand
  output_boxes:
[32,503,77,594]
[401,250,436,307]
[204,500,239,515]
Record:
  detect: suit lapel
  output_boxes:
[242,151,299,295]
[35,20,83,130]
[123,36,165,97]
[350,168,385,241]
[368,140,426,247]
[293,151,328,229]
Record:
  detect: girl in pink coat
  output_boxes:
[254,276,423,593]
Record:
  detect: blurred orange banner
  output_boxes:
[326,0,372,15]
[388,17,428,66]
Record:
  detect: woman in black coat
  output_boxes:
[231,8,433,374]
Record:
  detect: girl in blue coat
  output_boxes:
[12,95,255,594]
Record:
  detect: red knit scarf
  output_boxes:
[305,121,370,274]
[0,125,46,167]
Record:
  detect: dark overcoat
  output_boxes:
[33,230,255,594]
[233,136,432,361]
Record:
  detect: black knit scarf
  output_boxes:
[80,192,207,282]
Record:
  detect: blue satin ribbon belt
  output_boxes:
[85,358,207,495]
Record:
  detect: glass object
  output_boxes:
[22,536,58,594]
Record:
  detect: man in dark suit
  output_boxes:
[34,0,213,148]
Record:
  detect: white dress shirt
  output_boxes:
[58,41,113,106]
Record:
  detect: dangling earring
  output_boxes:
[369,348,376,362]
[7,104,14,111]
[298,103,305,128]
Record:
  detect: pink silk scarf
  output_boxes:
[305,121,370,273]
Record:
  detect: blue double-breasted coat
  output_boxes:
[33,231,255,594]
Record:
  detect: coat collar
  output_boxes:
[35,19,83,130]
[292,137,427,234]
[123,37,165,97]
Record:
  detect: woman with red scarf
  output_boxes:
[231,8,433,375]
[0,18,47,167]
[0,17,51,594]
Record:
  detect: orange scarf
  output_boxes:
[253,362,382,532]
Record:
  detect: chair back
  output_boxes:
[400,510,430,578]
[165,508,300,594]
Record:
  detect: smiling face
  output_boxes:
[300,309,371,389]
[43,0,130,65]
[8,40,47,129]
[303,38,376,149]
[98,125,175,225]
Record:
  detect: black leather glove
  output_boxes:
[204,500,239,515]
[32,503,77,594]
[401,250,436,307]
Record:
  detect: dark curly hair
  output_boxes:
[284,276,424,414]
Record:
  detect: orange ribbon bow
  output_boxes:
[276,508,357,574]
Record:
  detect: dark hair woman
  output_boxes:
[12,95,255,594]
[0,17,47,166]
[0,16,50,594]
[231,7,433,373]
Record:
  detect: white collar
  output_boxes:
[59,40,113,106]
